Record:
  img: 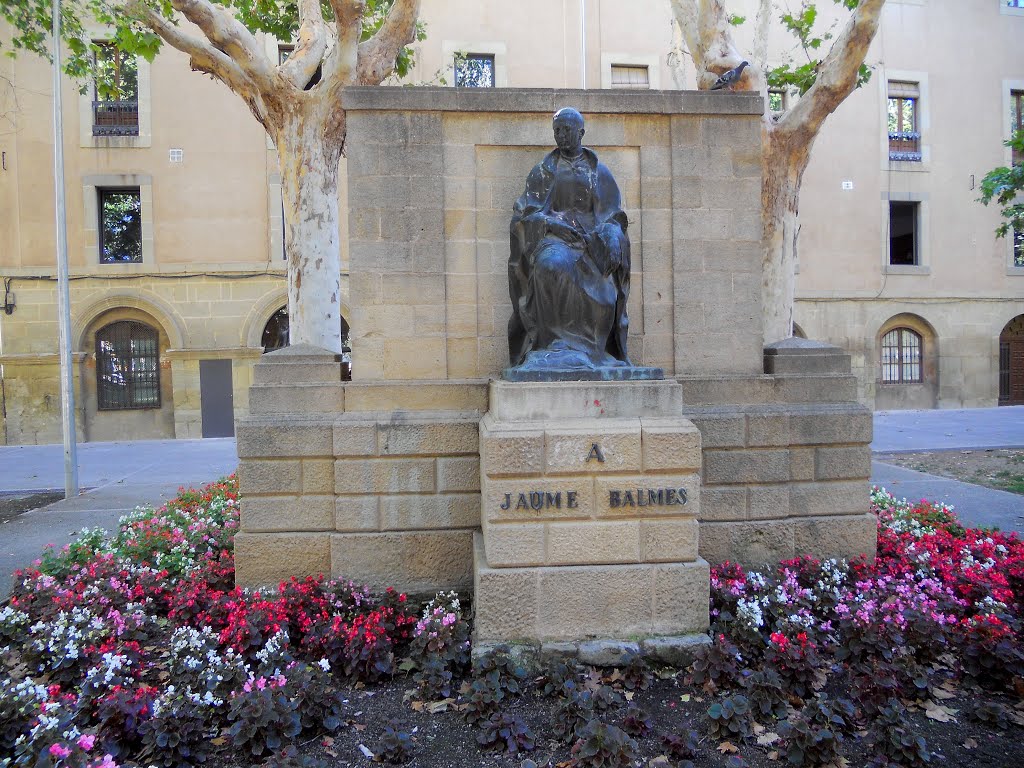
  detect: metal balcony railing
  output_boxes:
[888,131,921,162]
[92,101,139,136]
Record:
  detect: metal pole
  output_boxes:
[51,0,79,498]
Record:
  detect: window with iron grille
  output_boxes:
[880,328,923,383]
[888,81,920,161]
[99,188,143,263]
[1015,227,1024,267]
[454,53,495,88]
[96,321,161,410]
[92,42,138,137]
[1012,90,1023,166]
[610,65,650,89]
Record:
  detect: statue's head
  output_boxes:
[553,108,585,156]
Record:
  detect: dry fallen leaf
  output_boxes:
[718,741,739,754]
[767,751,780,761]
[930,686,956,700]
[963,738,978,749]
[924,703,957,723]
[427,697,455,714]
[624,691,634,701]
[680,694,691,703]
[757,732,780,746]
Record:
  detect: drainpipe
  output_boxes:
[580,0,587,89]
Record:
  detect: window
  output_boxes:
[92,42,138,136]
[888,81,921,161]
[1009,1,1023,7]
[96,321,160,410]
[889,202,919,265]
[1012,90,1023,165]
[98,188,142,263]
[768,88,786,114]
[1015,227,1024,268]
[610,65,650,89]
[880,328,923,383]
[278,45,321,89]
[454,53,495,88]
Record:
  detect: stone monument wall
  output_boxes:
[235,88,874,593]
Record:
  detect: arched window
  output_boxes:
[96,320,160,409]
[880,327,922,383]
[261,307,290,353]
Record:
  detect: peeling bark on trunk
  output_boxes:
[762,129,812,344]
[278,106,345,353]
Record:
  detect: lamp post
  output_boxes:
[51,0,80,498]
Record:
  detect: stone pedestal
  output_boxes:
[474,379,710,644]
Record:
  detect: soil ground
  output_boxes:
[210,672,1024,768]
[0,491,64,525]
[876,449,1024,496]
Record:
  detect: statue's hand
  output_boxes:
[548,218,585,245]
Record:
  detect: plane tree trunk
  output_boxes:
[670,0,886,344]
[129,0,421,352]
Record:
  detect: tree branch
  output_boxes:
[127,0,253,95]
[320,0,365,89]
[752,0,772,95]
[278,0,328,90]
[168,0,277,93]
[669,0,701,70]
[779,0,885,140]
[354,0,420,86]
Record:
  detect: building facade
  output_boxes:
[1,0,1022,445]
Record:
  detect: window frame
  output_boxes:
[95,320,162,411]
[1011,89,1023,166]
[97,187,144,264]
[888,200,920,267]
[78,33,150,148]
[881,71,929,170]
[609,64,650,89]
[887,81,921,161]
[880,327,924,384]
[453,52,496,88]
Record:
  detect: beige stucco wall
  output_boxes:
[2,1,1023,444]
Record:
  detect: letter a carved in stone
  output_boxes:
[586,443,606,463]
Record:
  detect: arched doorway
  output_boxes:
[260,308,352,380]
[999,315,1024,406]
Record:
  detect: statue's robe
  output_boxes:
[507,147,631,370]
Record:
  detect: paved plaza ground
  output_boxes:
[1,406,1022,597]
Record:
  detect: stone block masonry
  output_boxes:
[233,92,875,603]
[474,379,709,643]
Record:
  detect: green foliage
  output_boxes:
[767,1,874,98]
[978,130,1024,241]
[707,695,754,742]
[1,0,422,95]
[570,720,639,768]
[728,14,746,25]
[376,719,416,764]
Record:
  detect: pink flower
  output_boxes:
[49,744,72,759]
[78,734,96,751]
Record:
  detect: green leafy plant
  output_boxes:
[965,699,1012,730]
[476,712,535,754]
[462,676,505,727]
[570,720,639,768]
[865,699,933,768]
[538,657,584,698]
[617,650,653,692]
[260,745,329,768]
[618,704,653,737]
[978,130,1024,245]
[741,668,789,719]
[660,728,701,765]
[777,696,854,767]
[690,634,743,693]
[472,646,530,696]
[707,695,754,742]
[226,683,303,757]
[376,719,415,764]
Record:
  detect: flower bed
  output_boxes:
[2,481,1023,768]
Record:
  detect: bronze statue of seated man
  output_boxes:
[505,108,660,381]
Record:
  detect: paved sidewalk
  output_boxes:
[870,406,1024,533]
[1,439,238,598]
